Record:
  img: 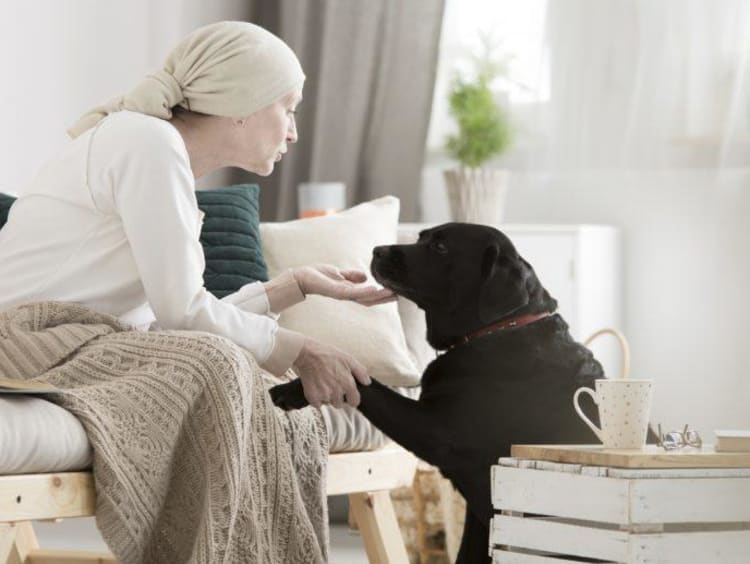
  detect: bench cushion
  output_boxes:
[0,389,417,473]
[0,395,92,474]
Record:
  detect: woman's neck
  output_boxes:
[169,111,228,179]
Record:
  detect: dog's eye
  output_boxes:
[432,241,449,254]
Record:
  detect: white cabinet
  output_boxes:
[398,224,623,378]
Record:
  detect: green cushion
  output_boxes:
[0,193,15,228]
[0,186,269,298]
[195,184,269,298]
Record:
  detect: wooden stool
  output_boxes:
[387,461,466,563]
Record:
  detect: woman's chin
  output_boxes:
[241,162,275,176]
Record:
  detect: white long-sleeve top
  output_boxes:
[0,111,304,374]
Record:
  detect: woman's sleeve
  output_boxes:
[221,270,306,318]
[90,118,303,375]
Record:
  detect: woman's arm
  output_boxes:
[222,264,394,317]
[89,115,303,375]
[221,270,305,317]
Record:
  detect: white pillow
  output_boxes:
[396,224,436,374]
[260,196,421,387]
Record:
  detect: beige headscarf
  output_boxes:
[68,21,305,139]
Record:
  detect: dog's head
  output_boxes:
[371,223,557,350]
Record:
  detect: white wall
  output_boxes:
[0,0,252,196]
[422,166,750,436]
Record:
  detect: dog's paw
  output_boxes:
[269,380,309,410]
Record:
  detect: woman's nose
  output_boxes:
[287,115,298,143]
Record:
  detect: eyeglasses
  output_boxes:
[656,424,702,450]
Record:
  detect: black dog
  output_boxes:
[271,223,603,563]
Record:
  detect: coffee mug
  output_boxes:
[297,182,345,218]
[573,379,653,449]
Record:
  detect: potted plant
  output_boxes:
[444,38,513,225]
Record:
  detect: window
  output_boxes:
[426,0,549,155]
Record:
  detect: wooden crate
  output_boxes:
[510,444,750,469]
[490,454,750,564]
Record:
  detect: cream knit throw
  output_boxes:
[0,302,328,564]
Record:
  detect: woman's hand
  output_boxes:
[292,337,371,409]
[292,264,396,306]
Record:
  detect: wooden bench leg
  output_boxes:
[349,491,409,564]
[0,524,20,564]
[1,521,38,564]
[1,521,115,564]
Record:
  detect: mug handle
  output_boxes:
[573,387,603,442]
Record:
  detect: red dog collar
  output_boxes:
[452,312,553,349]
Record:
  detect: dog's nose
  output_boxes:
[373,246,388,259]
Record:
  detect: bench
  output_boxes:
[1,443,416,564]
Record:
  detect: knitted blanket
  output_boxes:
[0,302,328,563]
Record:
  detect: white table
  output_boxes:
[490,445,750,564]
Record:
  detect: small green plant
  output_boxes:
[445,35,513,169]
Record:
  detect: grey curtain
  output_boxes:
[233,0,445,221]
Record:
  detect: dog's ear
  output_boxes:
[478,243,530,323]
[480,242,499,280]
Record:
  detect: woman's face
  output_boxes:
[230,89,302,176]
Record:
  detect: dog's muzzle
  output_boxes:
[371,245,405,287]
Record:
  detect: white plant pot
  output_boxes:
[443,168,509,226]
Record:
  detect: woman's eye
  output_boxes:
[433,241,448,254]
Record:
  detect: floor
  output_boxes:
[33,517,370,563]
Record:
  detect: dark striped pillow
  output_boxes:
[195,184,269,297]
[0,192,15,228]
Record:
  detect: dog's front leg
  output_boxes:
[270,378,457,469]
[356,379,457,469]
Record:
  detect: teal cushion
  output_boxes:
[0,193,15,228]
[0,186,268,298]
[195,184,269,298]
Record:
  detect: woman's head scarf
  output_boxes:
[68,21,305,138]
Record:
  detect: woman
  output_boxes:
[0,20,394,410]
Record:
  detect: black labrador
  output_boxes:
[270,222,603,563]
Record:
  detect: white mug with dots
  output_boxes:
[573,379,653,449]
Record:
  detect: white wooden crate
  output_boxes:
[490,458,750,564]
[492,547,618,564]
